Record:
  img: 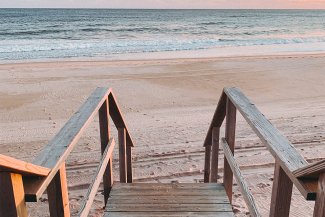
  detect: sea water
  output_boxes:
[0,9,325,62]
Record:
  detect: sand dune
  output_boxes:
[1,54,325,216]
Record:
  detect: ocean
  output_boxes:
[0,9,325,62]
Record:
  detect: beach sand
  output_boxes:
[1,54,325,216]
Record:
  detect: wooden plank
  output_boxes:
[126,146,133,183]
[203,91,227,147]
[221,138,261,217]
[25,87,111,201]
[106,203,233,212]
[0,173,28,217]
[210,127,220,183]
[224,87,307,172]
[204,145,211,183]
[269,162,293,217]
[223,87,315,199]
[313,173,325,217]
[108,92,134,147]
[77,138,116,217]
[104,212,234,217]
[0,154,50,177]
[223,98,236,203]
[294,159,325,179]
[47,163,70,217]
[111,183,226,190]
[99,98,112,204]
[110,190,226,196]
[107,195,230,204]
[118,128,127,183]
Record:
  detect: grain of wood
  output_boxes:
[294,159,325,179]
[224,87,315,200]
[0,173,28,217]
[210,127,220,183]
[99,98,112,204]
[47,164,70,217]
[223,97,236,203]
[105,183,233,216]
[204,145,211,183]
[118,128,127,183]
[313,173,325,217]
[269,162,293,217]
[0,154,50,177]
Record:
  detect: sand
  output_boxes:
[1,54,325,216]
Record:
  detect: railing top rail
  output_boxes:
[205,87,320,199]
[33,87,111,169]
[21,87,134,201]
[224,87,308,172]
[0,154,50,177]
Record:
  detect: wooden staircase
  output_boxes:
[1,87,325,217]
[104,183,233,217]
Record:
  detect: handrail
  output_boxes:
[0,87,134,216]
[0,154,50,177]
[204,87,325,216]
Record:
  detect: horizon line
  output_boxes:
[1,7,325,10]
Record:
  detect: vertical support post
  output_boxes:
[223,98,236,203]
[126,145,133,183]
[269,162,293,217]
[210,127,220,183]
[118,127,127,183]
[99,98,113,204]
[313,173,325,217]
[204,145,211,183]
[0,173,28,217]
[47,164,70,217]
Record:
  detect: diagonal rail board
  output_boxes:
[223,87,317,200]
[77,138,116,217]
[23,87,134,202]
[104,183,234,217]
[221,138,261,217]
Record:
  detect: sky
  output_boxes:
[1,0,325,9]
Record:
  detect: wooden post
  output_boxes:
[126,146,133,183]
[313,173,325,217]
[0,173,28,217]
[210,127,220,183]
[99,98,113,204]
[204,145,211,183]
[118,128,127,183]
[223,98,236,202]
[47,164,70,217]
[269,162,293,217]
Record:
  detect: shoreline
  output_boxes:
[1,51,325,67]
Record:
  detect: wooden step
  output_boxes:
[104,183,234,217]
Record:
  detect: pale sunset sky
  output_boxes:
[0,0,325,9]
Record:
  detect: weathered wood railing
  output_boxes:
[204,87,325,217]
[0,87,134,217]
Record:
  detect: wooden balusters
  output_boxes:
[269,162,293,217]
[118,128,127,183]
[126,145,133,183]
[0,173,28,217]
[47,164,70,217]
[210,127,220,183]
[99,98,113,204]
[204,145,211,183]
[313,173,325,217]
[223,98,237,203]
